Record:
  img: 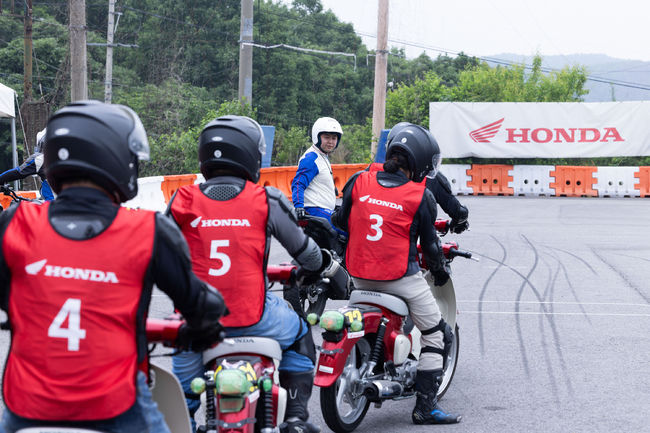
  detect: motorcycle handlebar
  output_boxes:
[448,248,473,260]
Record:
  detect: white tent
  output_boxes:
[0,82,18,185]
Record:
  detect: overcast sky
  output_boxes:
[316,0,650,62]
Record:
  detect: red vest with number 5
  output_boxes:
[2,203,155,421]
[170,182,268,327]
[346,171,425,280]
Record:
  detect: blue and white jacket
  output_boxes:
[0,152,55,200]
[291,145,336,211]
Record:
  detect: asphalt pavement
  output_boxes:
[1,196,648,433]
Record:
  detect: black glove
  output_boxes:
[295,207,306,219]
[294,266,321,286]
[432,269,450,287]
[175,322,225,352]
[449,219,469,234]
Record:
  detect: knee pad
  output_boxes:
[420,319,454,369]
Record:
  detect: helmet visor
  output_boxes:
[426,153,443,179]
[122,106,150,161]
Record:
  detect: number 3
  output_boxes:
[48,298,87,351]
[209,239,231,276]
[366,214,383,241]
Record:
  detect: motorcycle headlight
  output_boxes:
[319,311,345,332]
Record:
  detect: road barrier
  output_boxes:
[0,190,38,209]
[634,167,650,197]
[466,164,514,195]
[114,164,650,211]
[550,166,597,197]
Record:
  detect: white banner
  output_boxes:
[0,82,15,118]
[429,101,650,158]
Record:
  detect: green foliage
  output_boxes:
[386,71,448,127]
[272,126,309,166]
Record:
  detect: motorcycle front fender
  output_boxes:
[314,331,363,388]
[149,363,193,433]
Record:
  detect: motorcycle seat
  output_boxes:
[203,336,282,364]
[349,290,409,316]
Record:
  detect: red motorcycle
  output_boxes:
[309,220,474,433]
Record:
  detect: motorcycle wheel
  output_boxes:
[437,324,460,398]
[320,337,371,433]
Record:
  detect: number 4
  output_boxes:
[48,298,87,351]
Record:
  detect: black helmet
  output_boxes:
[198,115,266,182]
[385,123,441,182]
[44,100,150,202]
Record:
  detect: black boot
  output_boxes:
[412,370,462,424]
[279,371,321,433]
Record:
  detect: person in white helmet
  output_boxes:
[291,117,342,231]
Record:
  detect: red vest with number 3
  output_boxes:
[170,182,268,327]
[346,171,425,280]
[2,203,155,421]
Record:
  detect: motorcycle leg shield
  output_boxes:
[286,319,316,364]
[412,370,462,425]
[279,371,321,433]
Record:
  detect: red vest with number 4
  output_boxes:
[2,203,155,421]
[170,182,268,327]
[346,171,425,280]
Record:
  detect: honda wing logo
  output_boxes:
[25,259,119,283]
[190,216,202,228]
[469,118,504,143]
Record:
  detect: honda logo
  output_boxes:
[469,118,504,143]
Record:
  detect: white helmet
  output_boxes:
[311,117,342,151]
[35,128,46,152]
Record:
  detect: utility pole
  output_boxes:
[371,0,389,159]
[104,0,116,103]
[23,0,32,101]
[69,0,87,101]
[238,0,253,105]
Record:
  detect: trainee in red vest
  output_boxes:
[170,182,268,327]
[2,203,155,420]
[346,171,425,280]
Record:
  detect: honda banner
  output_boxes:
[429,101,650,158]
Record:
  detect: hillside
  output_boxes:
[486,53,650,102]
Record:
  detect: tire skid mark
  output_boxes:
[514,234,540,378]
[545,245,598,275]
[538,257,561,404]
[591,248,650,304]
[524,236,575,397]
[476,235,507,356]
[611,252,650,263]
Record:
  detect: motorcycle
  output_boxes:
[280,216,352,316]
[0,184,42,211]
[309,220,474,433]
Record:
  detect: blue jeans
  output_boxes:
[173,292,314,429]
[0,371,170,433]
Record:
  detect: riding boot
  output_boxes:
[279,371,321,433]
[412,370,462,424]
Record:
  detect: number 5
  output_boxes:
[209,240,231,276]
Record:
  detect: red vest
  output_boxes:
[2,203,155,420]
[346,171,425,280]
[170,182,268,327]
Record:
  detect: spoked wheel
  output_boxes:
[320,338,372,433]
[437,324,459,399]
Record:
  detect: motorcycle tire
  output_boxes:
[320,337,372,433]
[437,324,460,399]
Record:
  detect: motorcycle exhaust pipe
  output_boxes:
[362,380,404,400]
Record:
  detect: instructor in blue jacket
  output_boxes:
[291,117,342,229]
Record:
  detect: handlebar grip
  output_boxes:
[450,248,472,259]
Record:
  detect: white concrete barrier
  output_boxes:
[440,164,472,195]
[511,165,555,196]
[123,176,166,212]
[594,166,640,197]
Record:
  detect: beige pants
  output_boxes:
[353,272,443,370]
